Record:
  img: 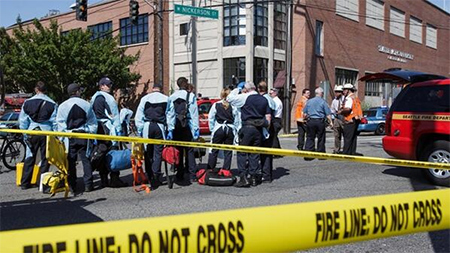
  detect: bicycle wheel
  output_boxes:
[2,139,26,170]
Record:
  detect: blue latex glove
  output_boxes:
[193,129,200,140]
[237,82,246,91]
[166,131,173,140]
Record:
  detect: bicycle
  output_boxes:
[0,126,26,170]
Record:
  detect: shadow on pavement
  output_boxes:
[273,167,290,180]
[383,166,450,252]
[0,197,105,231]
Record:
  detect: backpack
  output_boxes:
[90,142,109,171]
[40,171,68,196]
[176,92,190,128]
[162,146,180,165]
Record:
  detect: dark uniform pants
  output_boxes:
[261,126,275,180]
[21,135,50,186]
[208,126,234,171]
[145,122,164,179]
[297,122,307,150]
[68,138,93,189]
[237,125,262,177]
[96,122,120,178]
[305,118,326,152]
[343,120,359,155]
[173,125,196,177]
[272,118,282,149]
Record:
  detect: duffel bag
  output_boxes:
[106,149,132,172]
[196,169,235,186]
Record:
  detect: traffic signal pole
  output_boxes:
[191,0,198,87]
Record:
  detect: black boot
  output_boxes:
[109,172,127,188]
[234,175,250,188]
[100,174,109,188]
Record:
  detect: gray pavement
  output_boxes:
[0,133,449,252]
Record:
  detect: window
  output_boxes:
[409,16,422,44]
[366,0,384,30]
[120,14,149,46]
[274,2,287,50]
[254,58,268,84]
[335,68,358,86]
[394,85,449,113]
[364,110,377,117]
[223,0,246,46]
[223,57,246,87]
[88,21,112,40]
[336,0,359,22]
[274,60,286,81]
[390,7,405,38]
[60,28,81,36]
[365,81,381,96]
[254,2,268,47]
[180,23,189,36]
[315,20,324,56]
[426,24,437,49]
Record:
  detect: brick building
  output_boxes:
[291,0,450,113]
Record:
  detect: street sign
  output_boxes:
[174,4,218,19]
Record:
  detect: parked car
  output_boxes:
[197,98,220,134]
[357,107,389,135]
[360,69,449,187]
[0,112,20,128]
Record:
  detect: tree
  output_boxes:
[0,19,141,102]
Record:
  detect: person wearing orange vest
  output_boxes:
[340,83,363,155]
[295,88,310,150]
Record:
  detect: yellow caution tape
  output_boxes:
[0,189,448,252]
[278,133,297,138]
[0,128,449,170]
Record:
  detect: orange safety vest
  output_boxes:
[344,94,363,122]
[295,96,308,122]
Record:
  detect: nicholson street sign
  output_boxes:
[174,4,219,19]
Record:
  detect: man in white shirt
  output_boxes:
[269,88,283,149]
[330,85,344,154]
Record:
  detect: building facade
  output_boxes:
[169,0,288,97]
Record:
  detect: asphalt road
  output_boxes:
[0,132,449,252]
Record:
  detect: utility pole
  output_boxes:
[283,1,293,134]
[158,0,164,87]
[191,0,197,86]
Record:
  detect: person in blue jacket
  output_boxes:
[90,77,126,188]
[19,81,58,190]
[227,81,271,187]
[119,104,133,137]
[207,88,240,171]
[258,81,277,183]
[135,83,168,189]
[166,77,199,183]
[57,83,98,193]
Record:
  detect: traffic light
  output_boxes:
[129,0,139,25]
[76,0,88,21]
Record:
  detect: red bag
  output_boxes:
[162,146,180,165]
[196,169,208,185]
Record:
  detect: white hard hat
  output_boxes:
[343,83,354,90]
[334,85,343,92]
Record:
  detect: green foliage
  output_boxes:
[0,19,141,102]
